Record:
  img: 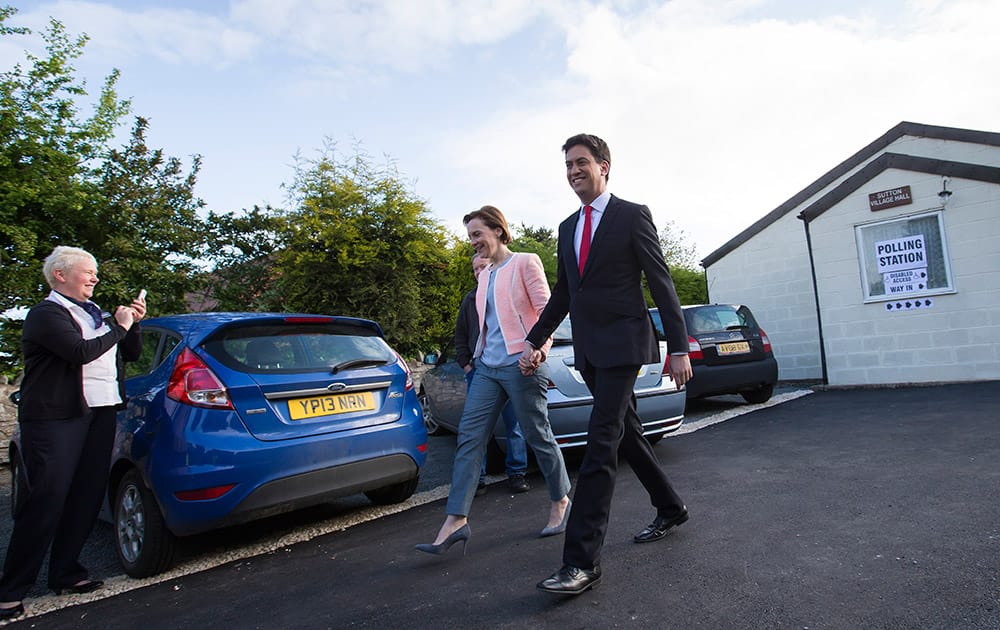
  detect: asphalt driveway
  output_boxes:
[11,382,1000,628]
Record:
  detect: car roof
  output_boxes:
[651,304,747,311]
[141,312,384,345]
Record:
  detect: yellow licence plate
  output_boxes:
[288,391,377,420]
[717,341,750,355]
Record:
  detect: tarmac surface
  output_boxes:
[5,382,1000,628]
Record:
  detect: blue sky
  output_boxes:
[4,0,998,261]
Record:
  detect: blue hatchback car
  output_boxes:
[10,313,427,578]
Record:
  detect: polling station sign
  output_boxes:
[884,268,927,295]
[875,235,926,274]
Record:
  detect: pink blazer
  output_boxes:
[473,252,554,359]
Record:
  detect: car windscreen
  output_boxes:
[202,322,396,373]
[684,305,761,336]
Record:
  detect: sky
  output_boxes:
[3,0,999,262]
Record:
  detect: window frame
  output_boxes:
[854,209,955,303]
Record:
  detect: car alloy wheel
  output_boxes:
[114,469,176,578]
[418,388,442,435]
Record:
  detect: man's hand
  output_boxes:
[667,354,693,390]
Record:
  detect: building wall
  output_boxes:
[809,170,1000,385]
[704,131,1000,386]
[705,211,821,381]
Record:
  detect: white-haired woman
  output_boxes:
[0,246,145,620]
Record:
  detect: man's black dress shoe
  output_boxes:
[536,564,601,595]
[52,579,104,595]
[633,509,689,543]
[0,602,24,621]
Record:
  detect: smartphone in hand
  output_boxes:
[137,289,147,301]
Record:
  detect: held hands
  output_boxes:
[519,346,543,375]
[667,354,693,390]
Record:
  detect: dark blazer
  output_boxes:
[453,288,479,370]
[18,300,142,422]
[526,195,688,371]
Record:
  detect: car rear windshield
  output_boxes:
[202,322,396,373]
[684,305,761,336]
[552,317,574,344]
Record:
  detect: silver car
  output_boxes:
[419,316,685,467]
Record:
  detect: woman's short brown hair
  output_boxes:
[462,205,512,244]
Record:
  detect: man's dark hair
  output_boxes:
[562,133,611,181]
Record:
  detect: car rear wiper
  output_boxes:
[725,325,752,331]
[331,358,391,374]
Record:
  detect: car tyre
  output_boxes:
[114,469,176,578]
[365,476,419,505]
[418,388,442,436]
[741,383,775,404]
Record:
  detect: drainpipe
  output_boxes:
[801,218,829,385]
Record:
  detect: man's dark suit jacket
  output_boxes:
[526,195,688,370]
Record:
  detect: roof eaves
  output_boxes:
[700,121,1000,268]
[797,154,1000,223]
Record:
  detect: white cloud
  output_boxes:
[6,0,998,263]
[229,0,545,71]
[435,0,1000,259]
[16,1,258,67]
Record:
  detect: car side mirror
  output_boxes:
[423,353,439,365]
[8,390,20,406]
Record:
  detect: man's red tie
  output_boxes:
[578,205,593,276]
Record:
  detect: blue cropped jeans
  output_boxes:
[464,367,528,481]
[446,362,570,517]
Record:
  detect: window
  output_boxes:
[125,330,182,378]
[855,210,954,302]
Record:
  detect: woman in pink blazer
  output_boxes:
[416,206,572,555]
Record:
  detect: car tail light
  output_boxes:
[760,329,772,353]
[174,484,236,501]
[167,348,233,409]
[687,336,703,360]
[397,353,414,391]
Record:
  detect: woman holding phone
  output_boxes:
[0,246,145,620]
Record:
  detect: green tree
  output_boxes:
[208,143,455,356]
[0,9,212,374]
[658,218,698,270]
[0,9,130,313]
[202,204,286,312]
[86,116,209,314]
[643,218,708,306]
[670,266,708,305]
[510,223,558,287]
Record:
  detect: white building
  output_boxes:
[701,122,1000,386]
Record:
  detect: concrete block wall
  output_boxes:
[810,169,1000,385]
[705,210,822,381]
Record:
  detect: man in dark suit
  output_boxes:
[521,133,693,595]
